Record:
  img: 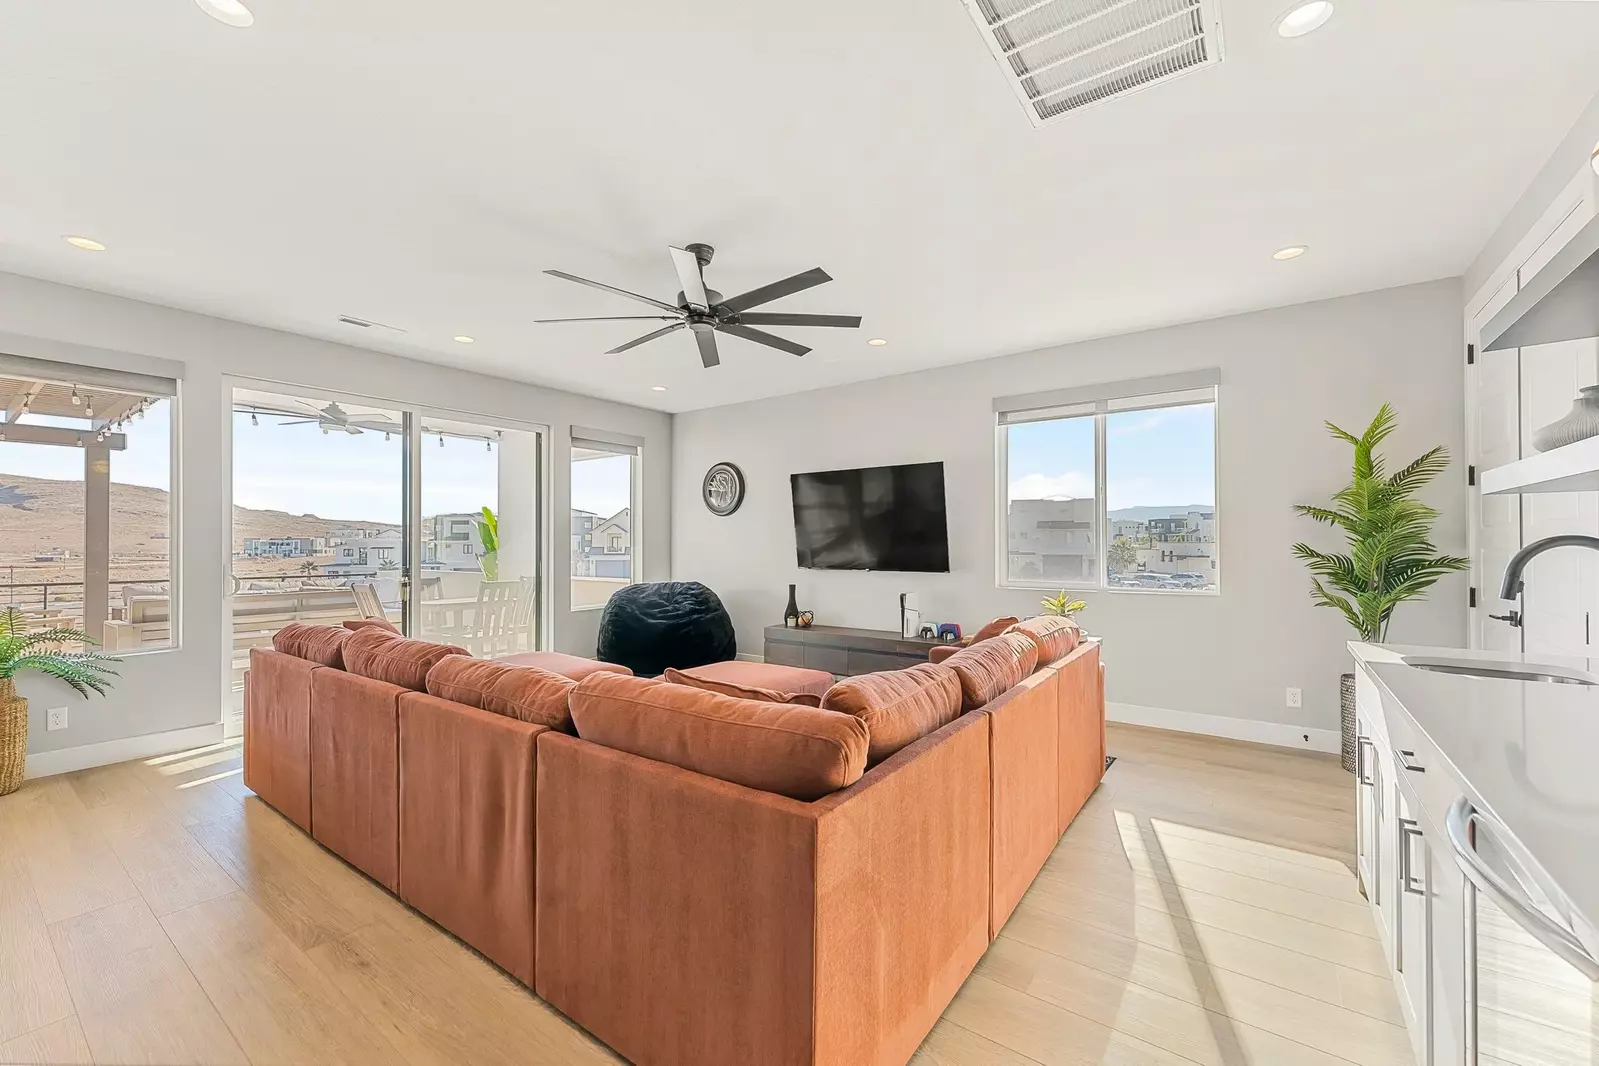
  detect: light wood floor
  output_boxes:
[0,724,1412,1066]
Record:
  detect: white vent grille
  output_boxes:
[963,0,1224,125]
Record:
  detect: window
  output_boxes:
[0,356,177,649]
[997,373,1218,593]
[571,432,637,609]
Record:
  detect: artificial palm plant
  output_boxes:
[1293,404,1468,643]
[475,505,500,582]
[0,607,119,795]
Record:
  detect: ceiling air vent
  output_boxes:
[336,315,407,333]
[962,0,1225,126]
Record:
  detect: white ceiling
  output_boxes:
[1,0,1596,413]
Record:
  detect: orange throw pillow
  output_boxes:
[426,657,577,730]
[1007,615,1081,664]
[971,615,1020,643]
[569,673,868,801]
[343,617,401,635]
[943,633,1038,711]
[272,622,349,668]
[342,627,468,691]
[664,665,826,707]
[822,662,962,764]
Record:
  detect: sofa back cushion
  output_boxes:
[972,615,1021,644]
[943,633,1039,711]
[1007,615,1081,664]
[343,627,468,691]
[821,661,962,765]
[662,663,832,707]
[272,622,349,668]
[426,656,577,730]
[343,617,401,636]
[568,673,868,801]
[496,650,632,681]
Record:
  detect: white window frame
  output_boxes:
[569,427,643,612]
[994,371,1220,596]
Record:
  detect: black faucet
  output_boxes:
[1493,535,1599,628]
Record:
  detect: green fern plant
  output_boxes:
[0,607,119,697]
[1293,404,1468,643]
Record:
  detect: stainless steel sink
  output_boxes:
[1401,655,1599,686]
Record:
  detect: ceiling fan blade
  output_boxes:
[695,329,720,369]
[534,315,679,323]
[718,267,832,314]
[605,322,685,355]
[543,270,681,313]
[670,247,710,312]
[718,323,811,358]
[276,419,318,426]
[733,312,861,329]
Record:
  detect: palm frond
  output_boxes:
[1387,445,1451,498]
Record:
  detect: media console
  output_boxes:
[762,623,944,677]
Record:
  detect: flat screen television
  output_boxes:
[790,461,950,572]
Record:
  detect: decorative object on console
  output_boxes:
[1040,591,1087,618]
[536,243,862,369]
[597,581,736,678]
[1292,403,1468,773]
[701,462,746,515]
[918,623,938,641]
[784,584,801,628]
[938,623,963,643]
[0,606,120,795]
[796,610,814,628]
[900,592,921,639]
[1531,385,1599,453]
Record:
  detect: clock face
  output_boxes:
[702,462,745,517]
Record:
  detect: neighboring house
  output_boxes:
[243,537,326,558]
[323,534,402,576]
[422,513,483,571]
[1006,498,1096,582]
[572,507,630,579]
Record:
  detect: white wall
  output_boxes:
[673,280,1466,742]
[0,270,671,764]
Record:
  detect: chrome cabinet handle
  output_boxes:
[1446,796,1599,981]
[1398,817,1426,896]
[1356,736,1374,786]
[1397,749,1425,773]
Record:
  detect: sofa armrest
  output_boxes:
[535,733,817,1066]
[808,710,991,1066]
[398,692,545,987]
[244,648,318,831]
[1055,640,1105,833]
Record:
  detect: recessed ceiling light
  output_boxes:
[1273,245,1308,260]
[453,335,475,344]
[195,0,254,27]
[867,338,888,346]
[651,385,668,392]
[1276,1,1333,38]
[64,236,106,251]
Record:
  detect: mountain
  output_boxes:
[0,472,394,564]
[1107,504,1213,522]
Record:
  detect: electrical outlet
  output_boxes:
[1285,687,1303,709]
[46,706,68,731]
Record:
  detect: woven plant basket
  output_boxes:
[0,677,26,796]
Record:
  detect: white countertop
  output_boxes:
[1350,642,1599,937]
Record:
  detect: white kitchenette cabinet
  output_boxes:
[1352,642,1599,1066]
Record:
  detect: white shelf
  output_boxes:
[1481,435,1599,495]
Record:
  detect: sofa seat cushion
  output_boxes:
[343,627,468,691]
[343,617,401,635]
[426,656,577,730]
[821,662,962,764]
[943,633,1039,711]
[663,661,834,707]
[272,622,349,668]
[1007,615,1081,664]
[569,673,868,801]
[497,650,632,681]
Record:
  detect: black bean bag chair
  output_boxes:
[596,581,736,678]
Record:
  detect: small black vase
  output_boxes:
[784,584,800,628]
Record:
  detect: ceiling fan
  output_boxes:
[536,243,861,368]
[275,401,393,435]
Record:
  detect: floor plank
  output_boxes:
[47,896,249,1065]
[0,821,76,1044]
[89,800,239,917]
[0,1016,93,1066]
[160,890,405,1065]
[1,777,138,925]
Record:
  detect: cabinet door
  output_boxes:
[1355,714,1376,899]
[1468,281,1523,653]
[1395,790,1431,1063]
[1373,748,1398,957]
[1427,838,1464,1066]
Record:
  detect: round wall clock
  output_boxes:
[702,462,745,516]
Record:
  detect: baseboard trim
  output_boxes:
[735,652,766,663]
[25,723,227,779]
[1107,702,1339,754]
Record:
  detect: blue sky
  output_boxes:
[0,398,631,525]
[1007,402,1215,511]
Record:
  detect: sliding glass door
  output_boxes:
[228,386,542,734]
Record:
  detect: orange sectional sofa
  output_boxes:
[243,615,1105,1066]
